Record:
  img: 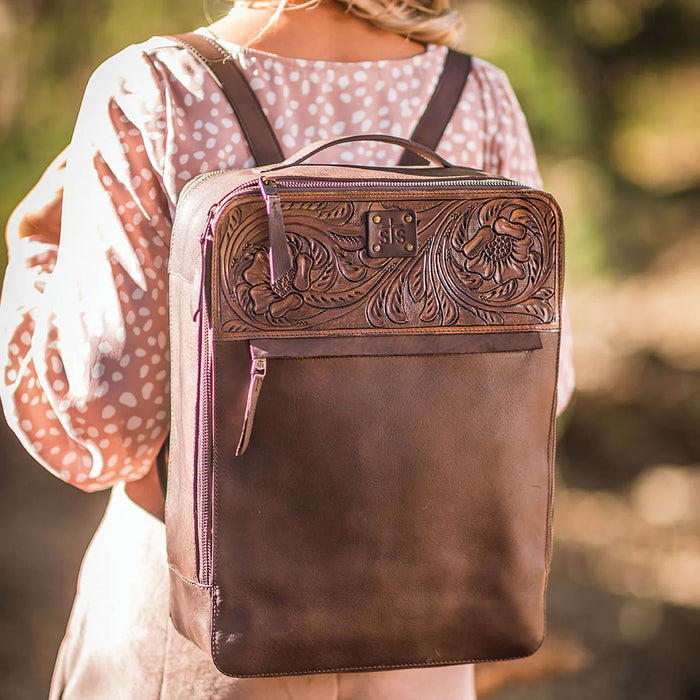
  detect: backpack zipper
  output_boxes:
[246,175,526,205]
[233,329,544,457]
[259,176,525,190]
[197,316,213,583]
[196,218,215,584]
[179,171,526,208]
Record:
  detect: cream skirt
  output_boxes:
[50,484,476,699]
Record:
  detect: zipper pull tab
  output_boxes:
[194,206,217,322]
[200,204,218,245]
[235,354,267,456]
[259,177,294,297]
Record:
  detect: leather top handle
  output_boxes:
[259,134,455,171]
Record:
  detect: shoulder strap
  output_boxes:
[172,34,471,167]
[400,49,473,166]
[170,32,284,166]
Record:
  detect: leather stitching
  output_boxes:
[167,565,212,590]
[205,653,543,679]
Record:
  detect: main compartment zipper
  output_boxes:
[196,227,214,584]
[181,170,526,207]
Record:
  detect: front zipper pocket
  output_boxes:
[234,331,543,457]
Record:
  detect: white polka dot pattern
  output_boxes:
[0,34,572,491]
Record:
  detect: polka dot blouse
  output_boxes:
[0,31,574,491]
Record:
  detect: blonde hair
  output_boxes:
[230,0,462,46]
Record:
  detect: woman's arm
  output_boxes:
[0,45,175,491]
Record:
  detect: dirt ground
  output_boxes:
[1,402,699,699]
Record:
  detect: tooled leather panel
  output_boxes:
[213,190,562,339]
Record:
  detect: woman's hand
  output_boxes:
[5,146,68,248]
[125,464,166,522]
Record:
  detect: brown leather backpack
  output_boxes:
[163,33,563,678]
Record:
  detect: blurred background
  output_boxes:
[0,0,698,697]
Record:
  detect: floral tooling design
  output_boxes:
[242,249,314,319]
[217,196,559,336]
[463,216,533,284]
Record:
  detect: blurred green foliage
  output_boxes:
[0,0,207,253]
[458,0,700,281]
[1,0,698,281]
[1,3,698,698]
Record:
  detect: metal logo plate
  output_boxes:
[367,209,418,258]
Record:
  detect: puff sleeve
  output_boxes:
[0,46,174,490]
